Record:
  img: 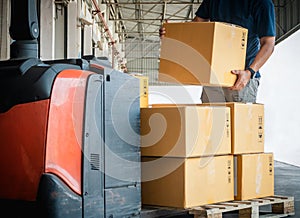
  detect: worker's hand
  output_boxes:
[159,26,166,38]
[229,70,251,91]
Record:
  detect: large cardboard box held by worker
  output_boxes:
[234,153,274,200]
[142,155,234,208]
[141,106,231,157]
[159,22,248,87]
[201,103,264,154]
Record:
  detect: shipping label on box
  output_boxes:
[142,155,234,208]
[234,153,274,200]
[159,22,248,87]
[141,105,231,157]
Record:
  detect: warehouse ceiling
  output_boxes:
[104,0,202,40]
[273,0,300,43]
[103,0,300,43]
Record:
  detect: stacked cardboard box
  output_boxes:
[141,105,234,208]
[131,74,149,108]
[142,155,233,208]
[227,103,274,200]
[202,103,274,200]
[141,102,274,208]
[141,106,231,157]
[234,152,274,200]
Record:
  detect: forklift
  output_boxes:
[0,0,141,217]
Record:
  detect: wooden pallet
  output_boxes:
[141,206,189,218]
[189,195,295,218]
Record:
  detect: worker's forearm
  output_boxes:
[230,36,275,91]
[249,36,275,72]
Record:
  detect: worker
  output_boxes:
[159,0,276,103]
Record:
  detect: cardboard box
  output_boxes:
[132,75,149,108]
[234,153,274,200]
[141,106,231,157]
[159,22,248,87]
[226,103,264,154]
[201,103,264,154]
[142,155,234,208]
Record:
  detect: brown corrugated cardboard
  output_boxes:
[141,106,231,157]
[142,155,234,208]
[234,153,274,200]
[201,103,264,154]
[159,22,248,87]
[226,103,264,154]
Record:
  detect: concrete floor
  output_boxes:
[273,161,300,217]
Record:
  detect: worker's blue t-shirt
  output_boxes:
[195,0,276,78]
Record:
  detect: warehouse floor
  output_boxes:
[273,161,299,218]
[142,160,299,217]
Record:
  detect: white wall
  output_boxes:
[257,29,300,167]
[54,8,65,59]
[0,0,10,60]
[149,85,202,105]
[68,1,81,58]
[40,1,55,60]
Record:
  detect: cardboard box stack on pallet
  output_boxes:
[141,105,234,208]
[140,22,274,209]
[204,103,274,201]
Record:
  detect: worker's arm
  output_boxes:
[230,36,275,91]
[192,16,209,22]
[159,16,209,38]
